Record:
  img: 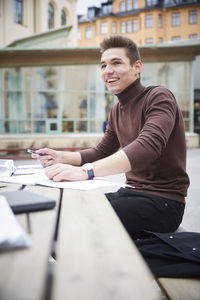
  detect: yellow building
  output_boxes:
[0,0,77,48]
[78,0,200,46]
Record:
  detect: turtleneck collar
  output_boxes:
[115,78,145,106]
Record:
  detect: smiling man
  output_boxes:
[33,35,190,240]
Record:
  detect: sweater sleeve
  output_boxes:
[79,115,120,165]
[123,88,179,171]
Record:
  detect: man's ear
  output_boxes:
[134,60,142,74]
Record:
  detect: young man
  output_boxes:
[33,35,190,240]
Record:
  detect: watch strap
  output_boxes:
[87,168,94,180]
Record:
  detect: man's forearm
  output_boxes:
[62,151,82,166]
[92,150,131,177]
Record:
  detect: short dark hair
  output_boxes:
[100,35,141,65]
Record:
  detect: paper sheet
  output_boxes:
[14,164,43,175]
[0,168,126,190]
[0,196,31,250]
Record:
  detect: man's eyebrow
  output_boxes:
[100,57,123,65]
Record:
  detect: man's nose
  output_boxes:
[104,65,114,73]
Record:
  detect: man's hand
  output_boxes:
[45,163,88,182]
[31,148,81,167]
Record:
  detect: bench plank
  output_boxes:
[0,186,60,300]
[158,278,200,300]
[53,189,161,300]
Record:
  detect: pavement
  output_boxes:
[14,148,200,233]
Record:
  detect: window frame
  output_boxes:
[14,0,23,24]
[172,12,180,27]
[48,2,54,29]
[145,14,153,28]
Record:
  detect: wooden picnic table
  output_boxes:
[0,181,162,300]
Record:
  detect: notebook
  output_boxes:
[0,190,56,214]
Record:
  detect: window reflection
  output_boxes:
[0,62,191,134]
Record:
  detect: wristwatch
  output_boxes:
[82,163,94,180]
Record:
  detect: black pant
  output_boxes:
[105,188,185,240]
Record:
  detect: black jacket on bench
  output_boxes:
[135,231,200,278]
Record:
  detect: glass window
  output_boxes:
[158,37,163,43]
[133,19,138,32]
[120,1,125,12]
[172,13,180,26]
[133,0,138,9]
[101,22,108,35]
[127,20,132,33]
[146,14,153,28]
[77,28,81,40]
[102,4,112,14]
[61,9,67,26]
[0,65,114,135]
[86,26,92,39]
[141,61,192,132]
[112,21,117,34]
[127,0,132,10]
[48,3,54,29]
[189,34,198,39]
[172,36,181,41]
[121,21,126,34]
[145,38,153,44]
[88,8,95,19]
[14,0,23,24]
[158,14,162,27]
[189,10,197,24]
[146,0,158,6]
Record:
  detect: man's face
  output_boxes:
[100,48,142,94]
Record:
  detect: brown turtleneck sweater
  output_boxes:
[80,78,190,203]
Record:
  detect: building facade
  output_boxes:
[0,0,200,151]
[78,0,200,46]
[0,0,77,48]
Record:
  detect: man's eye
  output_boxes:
[101,64,106,69]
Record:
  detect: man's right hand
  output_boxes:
[31,148,82,168]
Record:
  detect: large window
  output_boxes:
[112,21,117,34]
[121,21,126,34]
[172,13,180,26]
[145,38,153,44]
[48,3,54,29]
[158,14,162,27]
[101,22,108,35]
[0,66,116,134]
[14,0,23,24]
[141,61,192,132]
[86,26,92,39]
[61,9,67,26]
[133,19,138,32]
[189,10,197,24]
[127,0,132,10]
[172,36,181,41]
[0,61,193,134]
[145,14,153,28]
[133,0,138,9]
[189,34,197,39]
[120,1,125,12]
[127,20,132,33]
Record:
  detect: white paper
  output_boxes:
[0,196,31,250]
[14,164,43,175]
[0,169,127,190]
